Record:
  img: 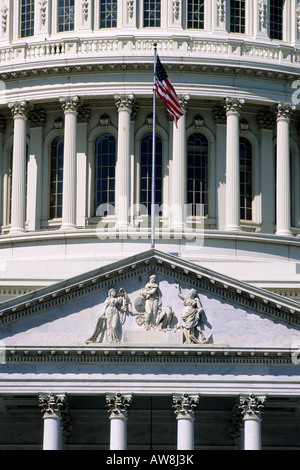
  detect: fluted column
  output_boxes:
[225,97,244,232]
[106,393,132,450]
[114,94,135,232]
[275,103,295,236]
[39,393,70,450]
[59,96,80,230]
[8,101,29,234]
[173,393,198,450]
[171,95,189,231]
[239,394,266,450]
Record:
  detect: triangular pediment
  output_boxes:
[0,249,300,355]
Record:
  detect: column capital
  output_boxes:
[59,96,80,114]
[275,102,296,121]
[225,97,245,115]
[0,115,6,134]
[8,101,29,118]
[178,94,190,111]
[173,393,199,419]
[114,94,135,111]
[213,106,226,124]
[239,394,266,420]
[106,393,132,419]
[39,392,68,419]
[77,105,91,123]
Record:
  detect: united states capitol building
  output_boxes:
[0,0,300,451]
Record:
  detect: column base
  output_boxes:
[275,229,292,237]
[225,224,241,232]
[60,223,78,231]
[9,227,26,235]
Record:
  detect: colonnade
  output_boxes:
[6,95,295,235]
[38,392,266,451]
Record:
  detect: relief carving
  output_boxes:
[86,287,128,343]
[87,277,212,344]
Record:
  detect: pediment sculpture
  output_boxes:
[86,275,212,345]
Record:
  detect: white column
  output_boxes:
[0,117,6,228]
[275,103,295,236]
[173,393,199,450]
[114,94,134,232]
[239,394,266,451]
[27,109,46,231]
[171,95,189,232]
[8,101,29,234]
[39,393,69,451]
[257,112,275,234]
[106,393,132,450]
[59,96,80,230]
[225,97,244,232]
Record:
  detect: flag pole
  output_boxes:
[151,43,157,249]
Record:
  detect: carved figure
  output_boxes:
[133,275,161,329]
[175,284,209,344]
[156,306,174,330]
[87,288,128,343]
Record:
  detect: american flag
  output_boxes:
[153,55,184,127]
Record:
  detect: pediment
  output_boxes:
[0,249,300,354]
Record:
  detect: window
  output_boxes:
[50,136,64,219]
[140,132,162,214]
[187,0,204,29]
[270,0,284,40]
[240,137,252,221]
[95,133,116,216]
[20,0,35,38]
[100,0,117,28]
[187,133,208,217]
[58,0,75,32]
[230,0,245,34]
[144,0,161,27]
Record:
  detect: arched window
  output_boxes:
[58,0,75,32]
[49,135,64,219]
[270,0,284,40]
[140,132,162,214]
[20,0,35,38]
[144,0,161,27]
[95,132,116,216]
[230,0,245,34]
[100,0,117,28]
[187,133,208,217]
[187,0,205,29]
[240,137,252,221]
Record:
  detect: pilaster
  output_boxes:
[106,393,132,450]
[173,393,199,450]
[225,97,244,232]
[76,105,91,227]
[213,106,227,231]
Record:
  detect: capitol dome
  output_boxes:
[0,0,300,451]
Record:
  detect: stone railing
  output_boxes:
[0,36,299,70]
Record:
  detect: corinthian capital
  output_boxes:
[39,392,68,418]
[275,102,295,121]
[114,94,135,111]
[173,393,199,419]
[225,97,245,115]
[106,393,132,419]
[8,101,29,118]
[59,96,80,113]
[178,94,190,111]
[239,394,266,420]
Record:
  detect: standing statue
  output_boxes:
[133,274,161,329]
[175,284,209,344]
[87,288,128,343]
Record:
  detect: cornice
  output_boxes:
[3,345,296,366]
